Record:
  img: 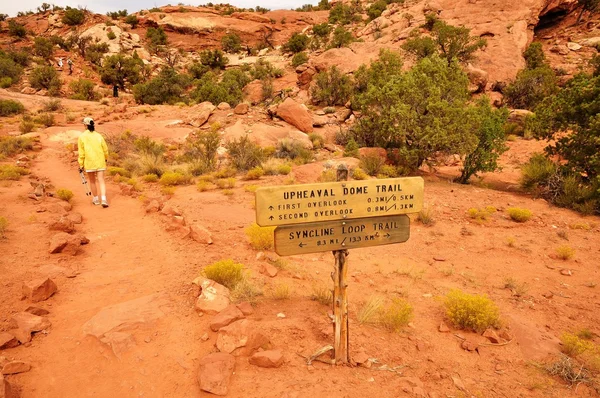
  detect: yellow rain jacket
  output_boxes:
[77,130,108,171]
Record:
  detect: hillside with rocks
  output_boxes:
[1,0,600,397]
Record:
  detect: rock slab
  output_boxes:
[275,98,313,133]
[197,352,235,396]
[210,305,245,332]
[0,333,19,350]
[249,350,283,368]
[9,312,51,343]
[1,361,31,375]
[195,278,231,314]
[22,278,57,302]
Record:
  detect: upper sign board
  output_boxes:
[255,177,424,226]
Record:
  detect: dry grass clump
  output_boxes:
[56,188,74,202]
[245,166,264,180]
[203,259,245,289]
[352,167,368,180]
[0,136,33,159]
[160,186,176,196]
[310,286,332,306]
[159,171,191,186]
[245,222,275,250]
[142,173,159,183]
[222,189,234,196]
[503,277,528,297]
[416,207,435,226]
[272,283,291,300]
[244,184,258,193]
[196,180,213,192]
[108,166,131,178]
[444,289,500,333]
[231,277,263,305]
[555,245,575,260]
[546,355,593,386]
[508,207,532,222]
[379,298,414,332]
[0,164,29,180]
[213,167,237,179]
[378,164,399,179]
[318,169,337,182]
[0,216,8,238]
[570,222,592,230]
[467,206,496,222]
[357,296,384,325]
[560,333,595,357]
[215,177,236,189]
[577,329,595,340]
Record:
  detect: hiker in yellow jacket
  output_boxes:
[78,117,110,207]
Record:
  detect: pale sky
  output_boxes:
[2,0,319,17]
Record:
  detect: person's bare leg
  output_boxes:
[97,170,107,199]
[87,172,98,197]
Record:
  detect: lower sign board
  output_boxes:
[274,215,410,256]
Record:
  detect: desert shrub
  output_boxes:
[108,166,131,177]
[553,175,599,214]
[33,37,54,59]
[560,333,594,357]
[329,26,354,48]
[357,296,384,324]
[215,178,236,189]
[378,164,398,178]
[231,277,263,304]
[56,188,74,201]
[221,32,242,53]
[200,49,228,69]
[0,53,23,88]
[213,168,237,179]
[196,180,213,191]
[291,52,308,67]
[133,68,192,105]
[523,42,546,70]
[275,139,312,163]
[34,113,55,127]
[146,26,168,48]
[125,14,139,28]
[250,59,283,80]
[245,222,275,250]
[467,206,496,222]
[507,207,532,222]
[85,42,110,66]
[555,245,575,260]
[283,33,310,54]
[183,130,220,174]
[352,167,368,180]
[0,136,32,158]
[0,99,25,116]
[318,169,337,182]
[520,153,557,190]
[43,99,62,112]
[311,286,332,306]
[328,2,360,25]
[191,70,249,106]
[367,0,387,20]
[263,159,292,175]
[379,298,413,332]
[30,66,62,95]
[577,329,595,340]
[311,66,353,106]
[203,259,245,289]
[159,171,190,186]
[19,117,35,133]
[188,62,210,79]
[402,35,437,60]
[70,79,99,101]
[505,66,558,110]
[272,283,291,300]
[344,138,359,157]
[312,22,332,38]
[416,207,434,225]
[142,173,159,182]
[308,133,324,149]
[107,31,116,40]
[0,217,7,238]
[62,7,85,25]
[8,21,27,37]
[245,166,264,180]
[100,53,144,89]
[226,136,265,170]
[444,289,500,333]
[0,164,29,180]
[359,152,385,176]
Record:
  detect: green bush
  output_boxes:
[19,117,35,134]
[221,32,242,53]
[308,133,324,149]
[250,59,283,80]
[275,139,313,163]
[523,42,546,70]
[125,14,139,28]
[146,26,168,49]
[226,136,265,170]
[0,136,32,158]
[56,188,74,201]
[344,138,359,157]
[133,68,192,105]
[188,62,210,79]
[352,167,368,180]
[8,21,27,37]
[444,289,500,333]
[379,298,413,332]
[0,52,24,88]
[504,66,558,110]
[107,31,117,40]
[328,2,359,25]
[520,153,557,190]
[62,7,85,25]
[108,166,132,177]
[159,171,191,186]
[313,23,331,37]
[311,66,353,106]
[401,35,437,60]
[200,49,228,69]
[70,79,99,101]
[0,100,24,116]
[33,37,54,59]
[507,207,532,222]
[183,130,221,174]
[245,222,275,250]
[192,70,249,107]
[359,153,385,176]
[245,166,264,180]
[367,0,387,20]
[329,26,354,49]
[203,259,245,289]
[34,113,55,127]
[100,53,144,89]
[283,33,310,54]
[85,42,110,66]
[291,52,309,67]
[30,65,62,95]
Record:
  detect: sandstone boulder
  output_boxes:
[49,216,75,233]
[217,102,231,110]
[190,224,213,245]
[145,200,161,213]
[25,307,50,316]
[187,102,216,127]
[275,98,313,133]
[9,312,51,343]
[22,278,57,302]
[236,302,254,316]
[216,319,251,354]
[234,103,249,115]
[1,361,31,375]
[243,80,263,105]
[221,121,312,149]
[260,263,278,278]
[194,278,231,314]
[66,212,83,224]
[249,350,283,368]
[160,203,182,217]
[197,352,235,396]
[48,232,82,255]
[0,333,19,350]
[210,305,245,332]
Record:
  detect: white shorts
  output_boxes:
[86,168,106,173]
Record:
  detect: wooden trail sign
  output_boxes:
[255,177,424,226]
[274,215,410,256]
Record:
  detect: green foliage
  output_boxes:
[8,21,27,37]
[329,26,354,48]
[85,42,110,66]
[200,49,228,69]
[352,167,368,180]
[291,52,308,67]
[576,0,600,22]
[353,52,479,171]
[359,152,385,176]
[245,166,264,180]
[30,65,62,95]
[523,42,546,70]
[283,33,310,54]
[0,51,24,88]
[328,2,360,25]
[108,166,132,177]
[133,67,192,105]
[100,53,144,89]
[249,59,283,80]
[225,136,265,171]
[0,136,32,158]
[344,138,359,157]
[275,139,313,163]
[19,117,35,133]
[591,54,600,77]
[458,98,509,183]
[312,23,332,37]
[107,31,117,40]
[520,153,557,190]
[33,37,54,59]
[188,62,210,79]
[311,66,353,106]
[125,14,139,28]
[308,133,324,149]
[505,66,558,110]
[56,188,74,202]
[34,113,55,127]
[245,222,275,250]
[560,333,594,357]
[507,207,532,222]
[62,7,85,25]
[183,130,221,174]
[159,171,191,186]
[221,32,242,53]
[191,70,250,106]
[70,79,99,101]
[444,289,500,333]
[403,20,486,65]
[203,259,245,289]
[0,100,24,116]
[367,0,387,20]
[146,26,168,48]
[106,9,128,19]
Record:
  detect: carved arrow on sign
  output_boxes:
[299,242,306,248]
[269,216,274,221]
[269,206,274,210]
[384,233,391,238]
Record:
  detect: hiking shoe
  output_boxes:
[92,198,100,205]
[101,200,109,208]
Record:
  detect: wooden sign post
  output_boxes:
[255,166,424,365]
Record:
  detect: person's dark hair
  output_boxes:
[87,120,95,131]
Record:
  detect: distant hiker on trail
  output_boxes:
[67,58,73,75]
[113,85,118,98]
[78,117,110,208]
[57,57,63,69]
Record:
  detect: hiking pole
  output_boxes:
[79,168,92,196]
